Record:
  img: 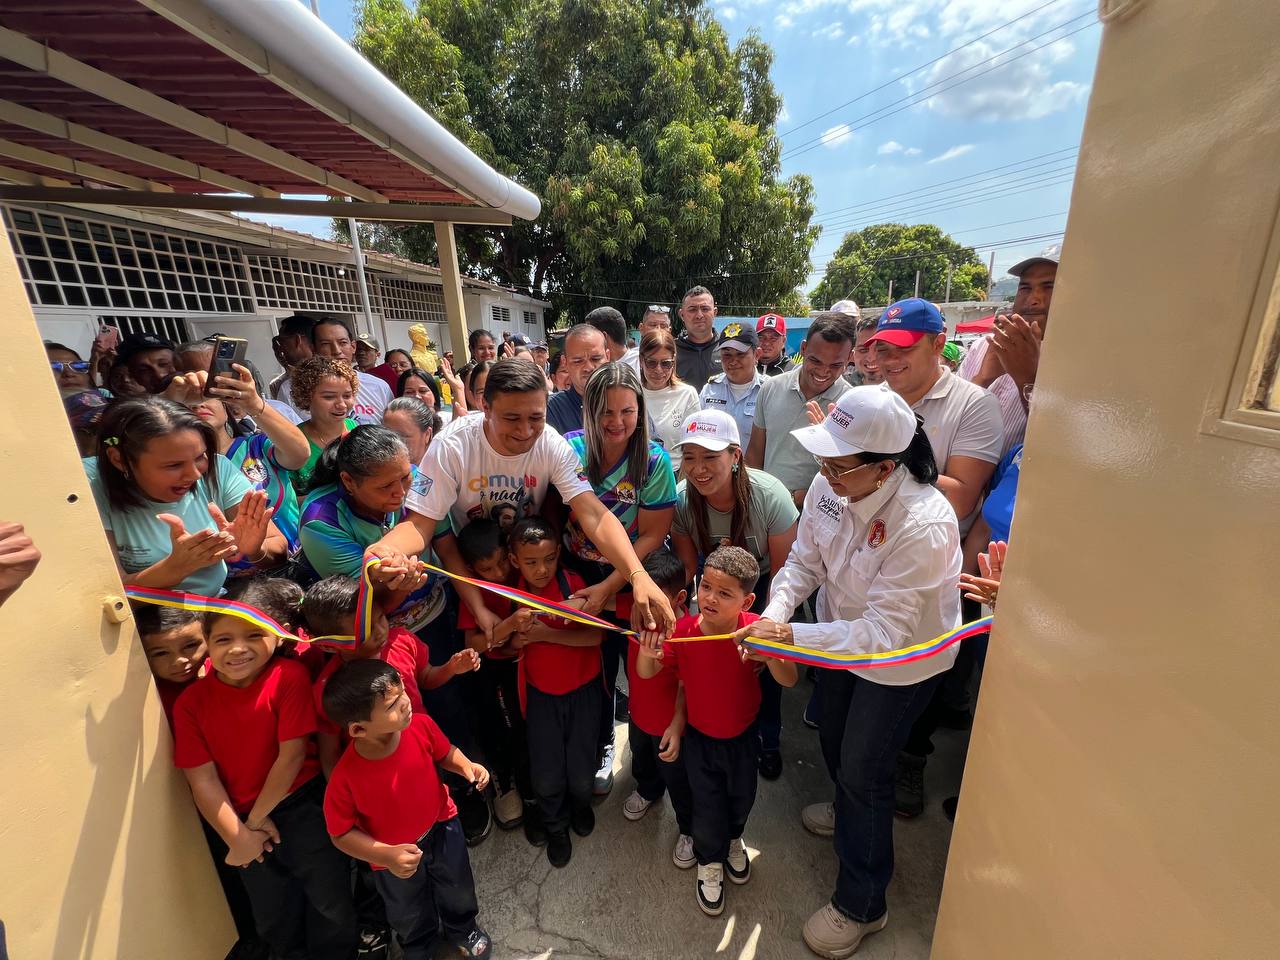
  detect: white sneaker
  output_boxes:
[593,742,615,796]
[696,862,724,916]
[802,801,835,837]
[725,837,751,884]
[493,786,524,829]
[672,833,696,869]
[622,789,652,821]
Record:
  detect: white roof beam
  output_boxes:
[0,25,388,203]
[0,98,278,199]
[0,138,173,193]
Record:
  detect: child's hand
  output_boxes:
[386,842,423,879]
[512,608,536,631]
[245,814,281,846]
[637,634,664,659]
[226,826,271,867]
[658,724,682,762]
[738,642,769,664]
[464,761,490,792]
[449,648,481,675]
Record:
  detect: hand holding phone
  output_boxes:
[204,337,248,397]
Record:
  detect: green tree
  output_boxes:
[346,0,818,321]
[809,223,990,308]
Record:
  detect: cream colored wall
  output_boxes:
[933,2,1280,958]
[0,227,233,959]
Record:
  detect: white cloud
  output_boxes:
[877,140,904,155]
[927,143,975,164]
[720,5,737,20]
[775,13,794,28]
[920,40,1090,120]
[819,123,853,149]
[812,21,844,40]
[905,147,922,156]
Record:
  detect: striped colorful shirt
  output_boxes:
[562,433,677,562]
[226,432,300,550]
[297,468,450,631]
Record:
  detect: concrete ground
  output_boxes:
[467,679,970,960]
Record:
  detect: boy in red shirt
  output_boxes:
[304,574,479,776]
[458,518,539,841]
[172,578,357,960]
[619,548,697,870]
[636,546,797,917]
[506,516,604,868]
[323,658,493,960]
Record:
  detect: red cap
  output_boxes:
[757,313,786,336]
[863,329,928,348]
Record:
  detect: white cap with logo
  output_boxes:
[791,384,917,458]
[675,409,741,451]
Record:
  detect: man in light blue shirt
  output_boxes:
[699,322,763,444]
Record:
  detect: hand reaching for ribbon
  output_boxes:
[959,540,1006,608]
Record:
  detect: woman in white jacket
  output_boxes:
[734,384,962,960]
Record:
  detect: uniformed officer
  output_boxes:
[699,323,764,444]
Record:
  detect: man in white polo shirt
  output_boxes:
[278,315,392,426]
[745,312,858,510]
[864,297,1003,818]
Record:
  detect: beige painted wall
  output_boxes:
[0,227,232,958]
[933,2,1280,957]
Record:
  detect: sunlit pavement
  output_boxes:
[466,680,968,960]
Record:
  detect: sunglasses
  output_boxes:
[646,305,671,314]
[51,361,91,373]
[642,358,675,370]
[812,456,872,480]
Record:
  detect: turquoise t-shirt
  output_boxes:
[226,432,300,550]
[562,432,677,563]
[85,454,254,597]
[297,468,450,630]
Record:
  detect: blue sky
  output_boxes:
[255,0,1100,300]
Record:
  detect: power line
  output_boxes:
[805,212,1069,263]
[781,15,1097,161]
[779,0,1069,138]
[809,147,1078,222]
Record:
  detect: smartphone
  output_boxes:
[204,336,248,396]
[93,322,120,353]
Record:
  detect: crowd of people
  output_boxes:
[40,244,1055,960]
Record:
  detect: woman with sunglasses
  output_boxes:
[638,330,701,471]
[732,384,961,959]
[45,342,101,398]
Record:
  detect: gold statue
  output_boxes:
[407,323,439,374]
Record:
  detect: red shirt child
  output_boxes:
[517,567,602,696]
[662,612,764,740]
[314,626,431,736]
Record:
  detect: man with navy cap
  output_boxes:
[959,244,1059,454]
[864,297,1002,818]
[700,322,764,443]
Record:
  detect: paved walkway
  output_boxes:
[468,680,969,960]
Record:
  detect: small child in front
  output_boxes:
[323,658,493,960]
[636,545,797,917]
[619,548,697,870]
[506,516,604,868]
[457,518,539,841]
[171,577,357,960]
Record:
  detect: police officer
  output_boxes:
[699,323,764,444]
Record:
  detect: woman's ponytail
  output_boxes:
[859,417,938,485]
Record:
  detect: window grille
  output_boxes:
[98,315,192,344]
[523,309,539,326]
[374,276,446,323]
[244,255,365,313]
[491,304,511,325]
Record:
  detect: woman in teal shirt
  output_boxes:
[86,397,286,596]
[192,363,310,551]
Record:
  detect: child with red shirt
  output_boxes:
[619,548,697,870]
[506,516,604,868]
[303,574,479,777]
[636,546,798,917]
[323,659,493,960]
[457,518,539,841]
[172,578,357,960]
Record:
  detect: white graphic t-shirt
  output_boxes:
[405,415,594,531]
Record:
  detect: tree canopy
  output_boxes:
[347,0,818,322]
[809,223,990,309]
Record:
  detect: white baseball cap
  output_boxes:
[1007,243,1061,277]
[675,409,740,451]
[829,299,862,319]
[791,384,917,458]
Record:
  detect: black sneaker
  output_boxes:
[758,747,782,781]
[355,926,390,959]
[522,801,547,846]
[570,803,595,837]
[613,689,630,723]
[457,925,493,959]
[460,790,493,847]
[894,752,926,818]
[696,863,725,916]
[547,828,572,867]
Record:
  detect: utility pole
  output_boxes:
[944,261,953,303]
[913,269,921,298]
[886,279,893,306]
[985,250,996,301]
